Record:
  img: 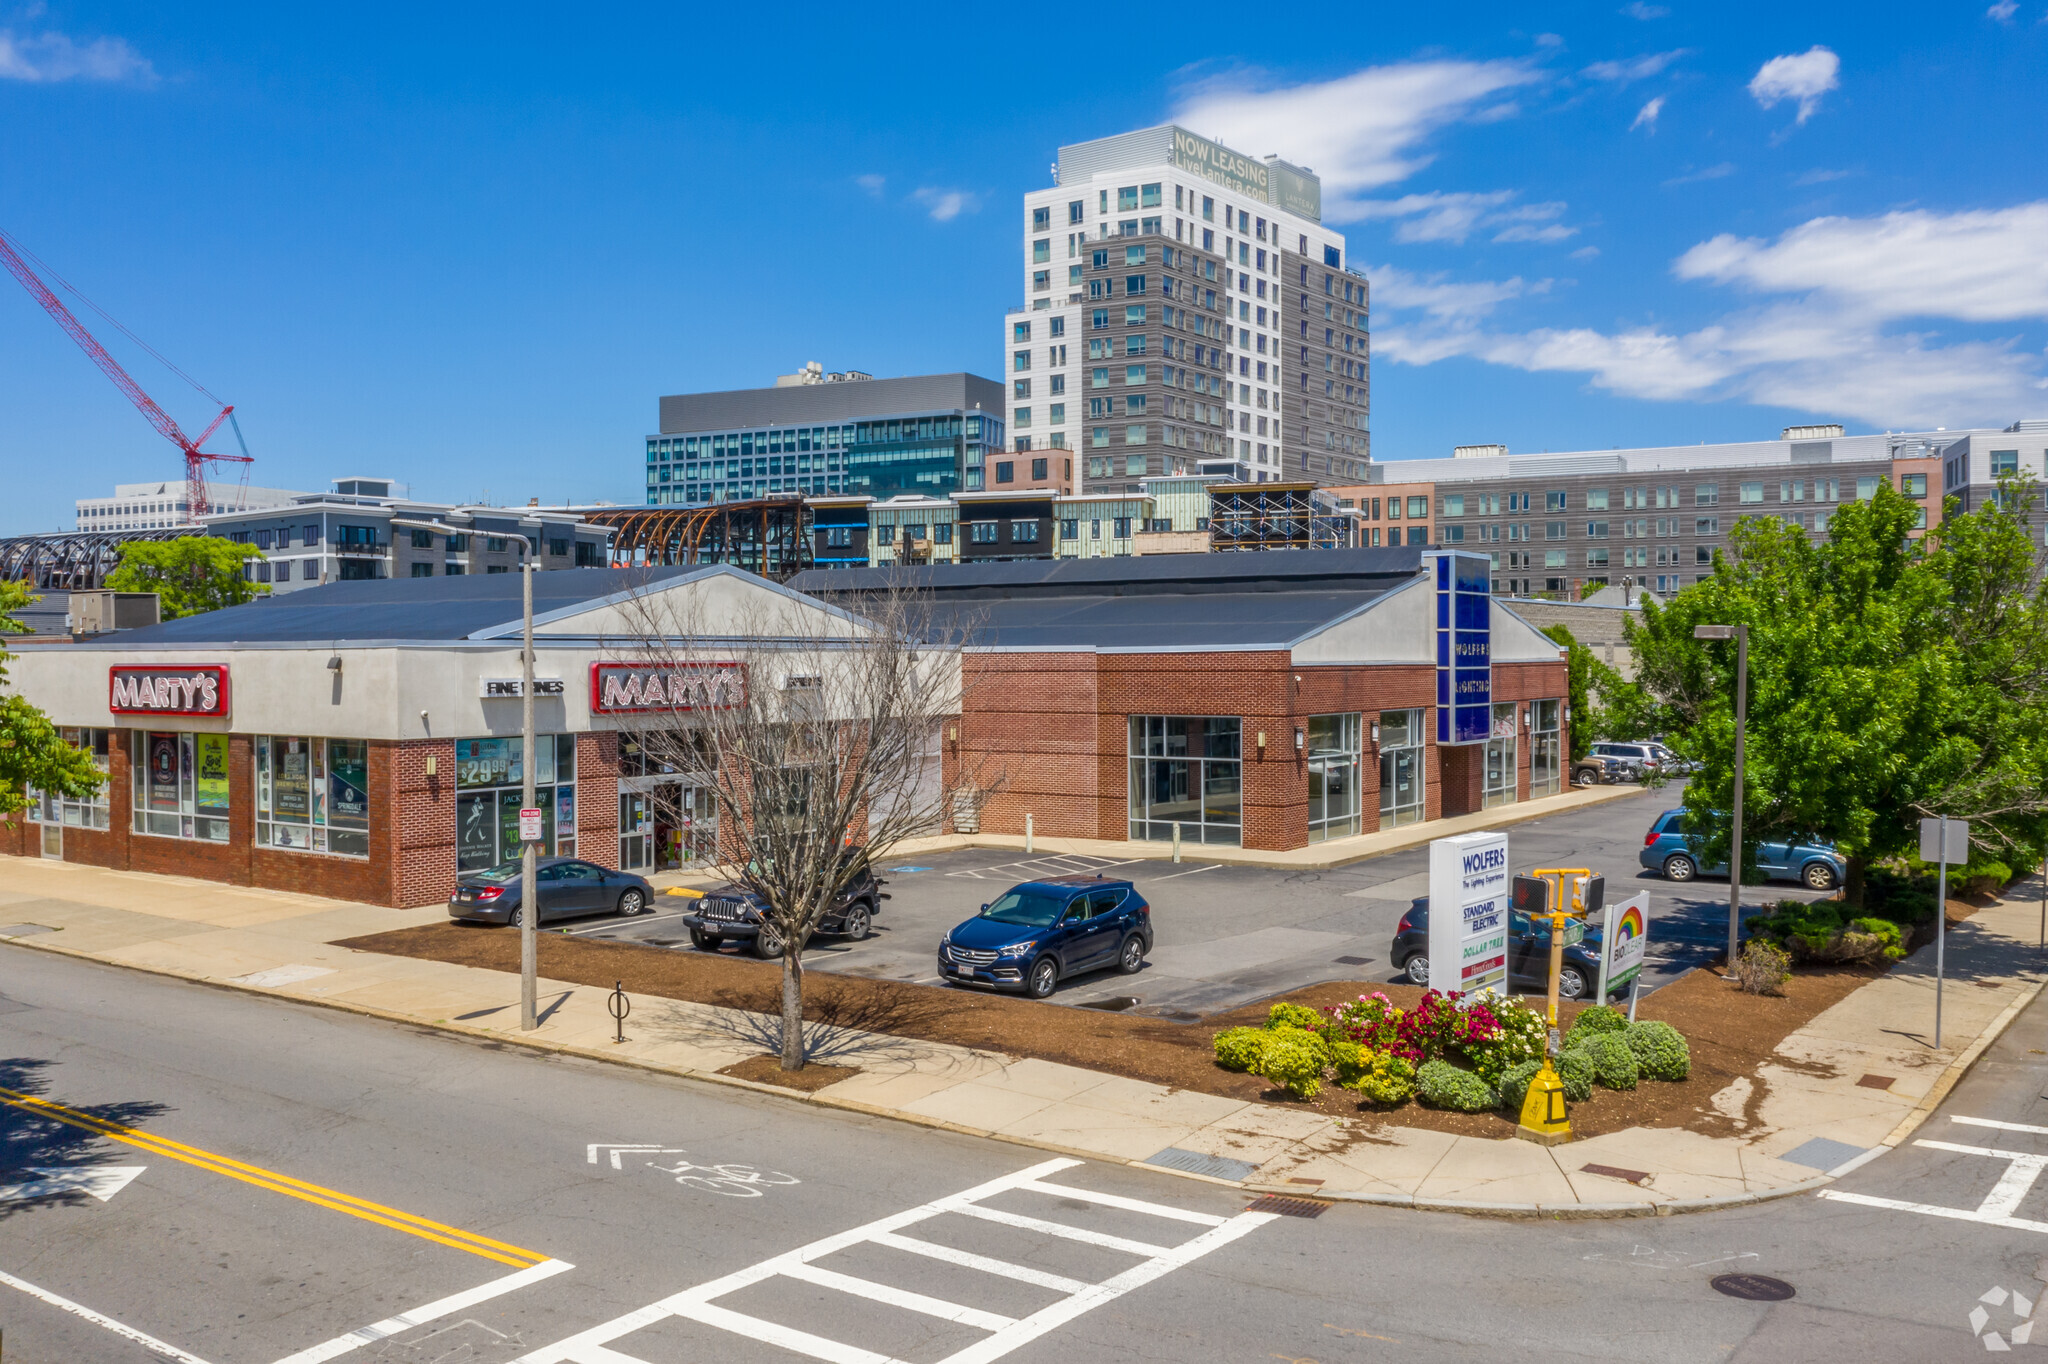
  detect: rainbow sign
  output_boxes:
[1600,893,1651,995]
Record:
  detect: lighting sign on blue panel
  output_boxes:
[1427,550,1494,746]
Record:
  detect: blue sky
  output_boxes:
[2,2,2044,530]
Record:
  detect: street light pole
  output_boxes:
[1695,623,1749,971]
[393,519,539,1028]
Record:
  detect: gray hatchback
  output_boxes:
[448,856,655,926]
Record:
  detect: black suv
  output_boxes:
[680,854,888,957]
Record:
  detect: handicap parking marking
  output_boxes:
[516,1156,1276,1364]
[1819,1115,2048,1233]
[945,854,1143,882]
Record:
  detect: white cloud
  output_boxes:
[1571,246,1602,259]
[1351,191,1573,245]
[1582,49,1688,84]
[1987,0,2018,19]
[1535,33,1565,49]
[1664,162,1735,186]
[1172,59,1540,216]
[1621,2,1670,17]
[910,187,978,222]
[1631,96,1665,131]
[1748,46,1840,124]
[854,174,885,197]
[1371,201,2048,427]
[1369,265,1549,324]
[1792,167,1855,185]
[0,25,153,82]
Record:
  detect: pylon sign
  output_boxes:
[1428,831,1510,998]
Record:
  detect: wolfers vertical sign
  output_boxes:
[1428,831,1510,998]
[1424,551,1492,746]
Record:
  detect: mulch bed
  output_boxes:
[719,1054,860,1092]
[338,923,1888,1140]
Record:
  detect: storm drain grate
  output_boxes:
[1247,1195,1330,1218]
[1334,955,1374,966]
[1141,1147,1258,1182]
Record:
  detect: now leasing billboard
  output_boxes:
[1427,831,1510,998]
[108,665,230,718]
[588,662,745,714]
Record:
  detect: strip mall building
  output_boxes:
[2,550,1570,905]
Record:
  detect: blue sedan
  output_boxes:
[1640,809,1845,890]
[938,876,1153,999]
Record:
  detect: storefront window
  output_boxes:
[26,728,111,829]
[1378,709,1424,828]
[1529,700,1562,797]
[1483,704,1519,809]
[454,735,576,871]
[1128,716,1241,845]
[1306,713,1361,843]
[256,736,370,857]
[132,731,231,842]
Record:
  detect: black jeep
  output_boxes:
[680,854,888,957]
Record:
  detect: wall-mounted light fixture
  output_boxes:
[1257,731,1267,752]
[326,656,343,672]
[1294,728,1304,751]
[1370,721,1381,745]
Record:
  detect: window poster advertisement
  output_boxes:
[456,738,518,789]
[457,793,498,871]
[329,744,369,822]
[195,735,230,812]
[276,741,311,819]
[149,733,180,811]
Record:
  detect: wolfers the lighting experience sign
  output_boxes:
[1426,550,1492,746]
[1427,831,1510,999]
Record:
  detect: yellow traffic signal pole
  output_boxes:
[1516,867,1590,1145]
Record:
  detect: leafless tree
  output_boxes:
[606,572,997,1070]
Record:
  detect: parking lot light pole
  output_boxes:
[1694,623,1748,973]
[395,519,540,1029]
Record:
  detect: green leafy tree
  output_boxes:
[0,581,105,815]
[1620,479,2048,904]
[105,536,267,619]
[1541,623,1630,760]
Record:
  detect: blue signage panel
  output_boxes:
[1426,551,1494,746]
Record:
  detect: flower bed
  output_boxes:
[1213,992,1690,1119]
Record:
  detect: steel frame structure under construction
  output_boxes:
[1206,483,1355,552]
[0,528,187,590]
[583,498,811,581]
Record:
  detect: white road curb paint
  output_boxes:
[0,1266,214,1364]
[269,1258,574,1364]
[1824,1145,1891,1179]
[515,1157,1275,1364]
[1820,1129,2048,1232]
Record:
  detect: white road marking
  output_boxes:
[1144,864,1222,881]
[1820,1134,2048,1232]
[1954,1116,2048,1137]
[587,1144,685,1169]
[567,910,695,935]
[270,1259,574,1364]
[515,1156,1275,1364]
[0,1164,146,1204]
[0,1267,213,1364]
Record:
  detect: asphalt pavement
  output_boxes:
[574,780,1839,1017]
[7,936,2048,1362]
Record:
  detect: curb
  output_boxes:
[1878,971,2048,1150]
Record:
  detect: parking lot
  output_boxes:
[567,781,1842,1019]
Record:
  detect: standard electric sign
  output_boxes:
[108,665,230,717]
[1427,830,1510,998]
[1426,551,1492,746]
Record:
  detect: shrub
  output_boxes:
[1470,999,1548,1085]
[1566,1004,1628,1040]
[1326,992,1403,1054]
[1843,916,1906,963]
[1734,939,1792,995]
[1624,1020,1690,1081]
[1556,1048,1594,1102]
[1327,1037,1369,1088]
[1569,1032,1640,1090]
[1416,1060,1496,1112]
[1213,1027,1269,1073]
[1351,1054,1417,1106]
[1260,1029,1326,1100]
[1961,861,2013,898]
[1267,1002,1325,1034]
[1495,1059,1543,1112]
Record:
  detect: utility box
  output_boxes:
[67,591,161,636]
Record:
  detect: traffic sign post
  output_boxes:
[1920,817,1971,1050]
[1515,866,1597,1146]
[519,807,543,842]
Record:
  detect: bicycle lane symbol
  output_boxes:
[586,1145,801,1199]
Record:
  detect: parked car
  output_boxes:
[1639,809,1845,889]
[1571,753,1632,787]
[938,876,1153,999]
[1642,741,1697,775]
[1590,741,1665,779]
[1388,899,1623,1001]
[448,857,654,926]
[681,853,888,957]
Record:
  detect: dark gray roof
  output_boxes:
[97,566,709,646]
[951,588,1396,650]
[659,373,1004,434]
[788,546,1424,602]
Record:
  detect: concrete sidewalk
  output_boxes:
[2,853,2040,1217]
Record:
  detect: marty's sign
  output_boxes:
[589,662,745,714]
[108,665,230,717]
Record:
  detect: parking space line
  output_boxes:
[566,910,693,935]
[1143,864,1221,881]
[270,1257,575,1364]
[0,1085,551,1268]
[0,1266,214,1364]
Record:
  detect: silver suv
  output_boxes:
[1589,741,1658,780]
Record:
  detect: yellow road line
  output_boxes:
[0,1085,548,1268]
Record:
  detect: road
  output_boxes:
[580,780,1839,1017]
[9,940,2048,1362]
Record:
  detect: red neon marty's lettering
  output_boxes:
[108,667,229,716]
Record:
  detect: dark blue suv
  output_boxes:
[938,876,1152,999]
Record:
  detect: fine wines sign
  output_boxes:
[108,665,231,717]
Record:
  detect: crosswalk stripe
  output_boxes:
[1014,1179,1228,1226]
[779,1261,1018,1332]
[949,1203,1173,1257]
[864,1232,1090,1295]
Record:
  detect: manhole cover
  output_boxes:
[1247,1195,1329,1218]
[1712,1274,1795,1302]
[1077,996,1139,1012]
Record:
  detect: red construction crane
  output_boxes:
[0,226,252,520]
